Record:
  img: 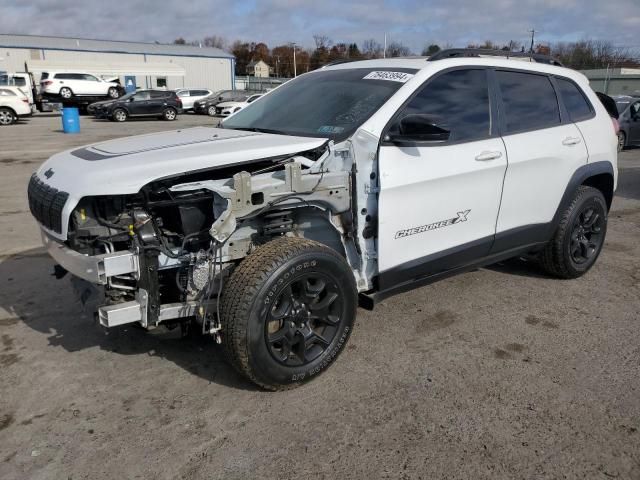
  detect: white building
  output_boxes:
[246,60,272,78]
[0,34,235,92]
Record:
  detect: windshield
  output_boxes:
[223,68,417,140]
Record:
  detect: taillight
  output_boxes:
[611,117,620,135]
[42,80,53,86]
[176,98,182,106]
[22,98,29,103]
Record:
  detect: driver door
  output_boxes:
[377,68,507,290]
[128,91,151,115]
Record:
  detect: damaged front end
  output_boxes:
[38,142,362,338]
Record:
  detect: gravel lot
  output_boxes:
[1,114,639,480]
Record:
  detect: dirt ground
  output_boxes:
[1,114,639,480]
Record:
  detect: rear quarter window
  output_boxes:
[556,78,594,122]
[497,70,560,134]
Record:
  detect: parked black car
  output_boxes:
[90,89,183,122]
[194,90,260,116]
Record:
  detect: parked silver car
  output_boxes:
[614,95,640,151]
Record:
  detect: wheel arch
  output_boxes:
[582,172,614,211]
[0,105,17,117]
[553,161,614,228]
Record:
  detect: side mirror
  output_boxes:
[386,114,450,144]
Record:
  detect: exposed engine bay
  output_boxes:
[58,141,369,338]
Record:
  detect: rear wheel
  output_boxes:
[617,131,626,152]
[539,186,607,279]
[59,87,73,99]
[221,237,357,390]
[107,87,120,99]
[162,107,177,121]
[0,107,16,125]
[112,108,128,122]
[207,105,216,117]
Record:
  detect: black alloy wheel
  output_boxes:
[569,205,604,265]
[265,273,343,366]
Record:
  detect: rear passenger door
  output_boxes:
[377,69,508,288]
[147,91,169,114]
[493,70,588,247]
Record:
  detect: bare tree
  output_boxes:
[313,35,332,50]
[203,35,227,50]
[387,41,411,57]
[551,40,636,69]
[361,38,383,59]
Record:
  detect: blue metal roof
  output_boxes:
[0,34,234,59]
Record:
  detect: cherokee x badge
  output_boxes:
[395,210,471,239]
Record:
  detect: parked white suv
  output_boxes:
[40,72,121,99]
[217,93,263,116]
[0,86,32,125]
[175,88,213,111]
[28,49,617,389]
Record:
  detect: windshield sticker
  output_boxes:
[318,125,345,134]
[363,71,414,83]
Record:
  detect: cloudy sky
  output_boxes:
[1,0,639,53]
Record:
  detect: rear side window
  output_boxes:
[556,78,593,122]
[497,71,560,133]
[150,91,168,98]
[399,69,491,143]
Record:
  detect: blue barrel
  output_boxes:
[61,107,80,134]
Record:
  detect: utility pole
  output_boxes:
[383,33,387,58]
[291,42,297,78]
[529,29,536,54]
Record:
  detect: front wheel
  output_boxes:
[107,87,120,99]
[112,108,128,122]
[220,237,357,390]
[207,106,216,117]
[162,107,177,121]
[59,87,73,99]
[539,186,607,279]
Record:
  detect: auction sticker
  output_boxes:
[363,71,414,83]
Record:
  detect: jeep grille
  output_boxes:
[27,174,69,234]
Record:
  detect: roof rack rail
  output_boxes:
[427,48,564,67]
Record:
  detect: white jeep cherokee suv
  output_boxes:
[28,50,617,389]
[40,72,121,99]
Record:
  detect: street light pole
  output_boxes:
[292,43,297,77]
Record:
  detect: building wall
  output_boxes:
[0,47,233,91]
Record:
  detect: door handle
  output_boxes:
[562,137,582,146]
[475,151,503,161]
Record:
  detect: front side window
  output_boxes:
[177,90,190,97]
[223,68,417,140]
[556,78,593,122]
[133,91,150,101]
[395,69,491,143]
[497,70,560,133]
[82,74,99,82]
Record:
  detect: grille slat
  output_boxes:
[27,174,69,234]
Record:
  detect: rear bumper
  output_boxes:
[41,229,139,284]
